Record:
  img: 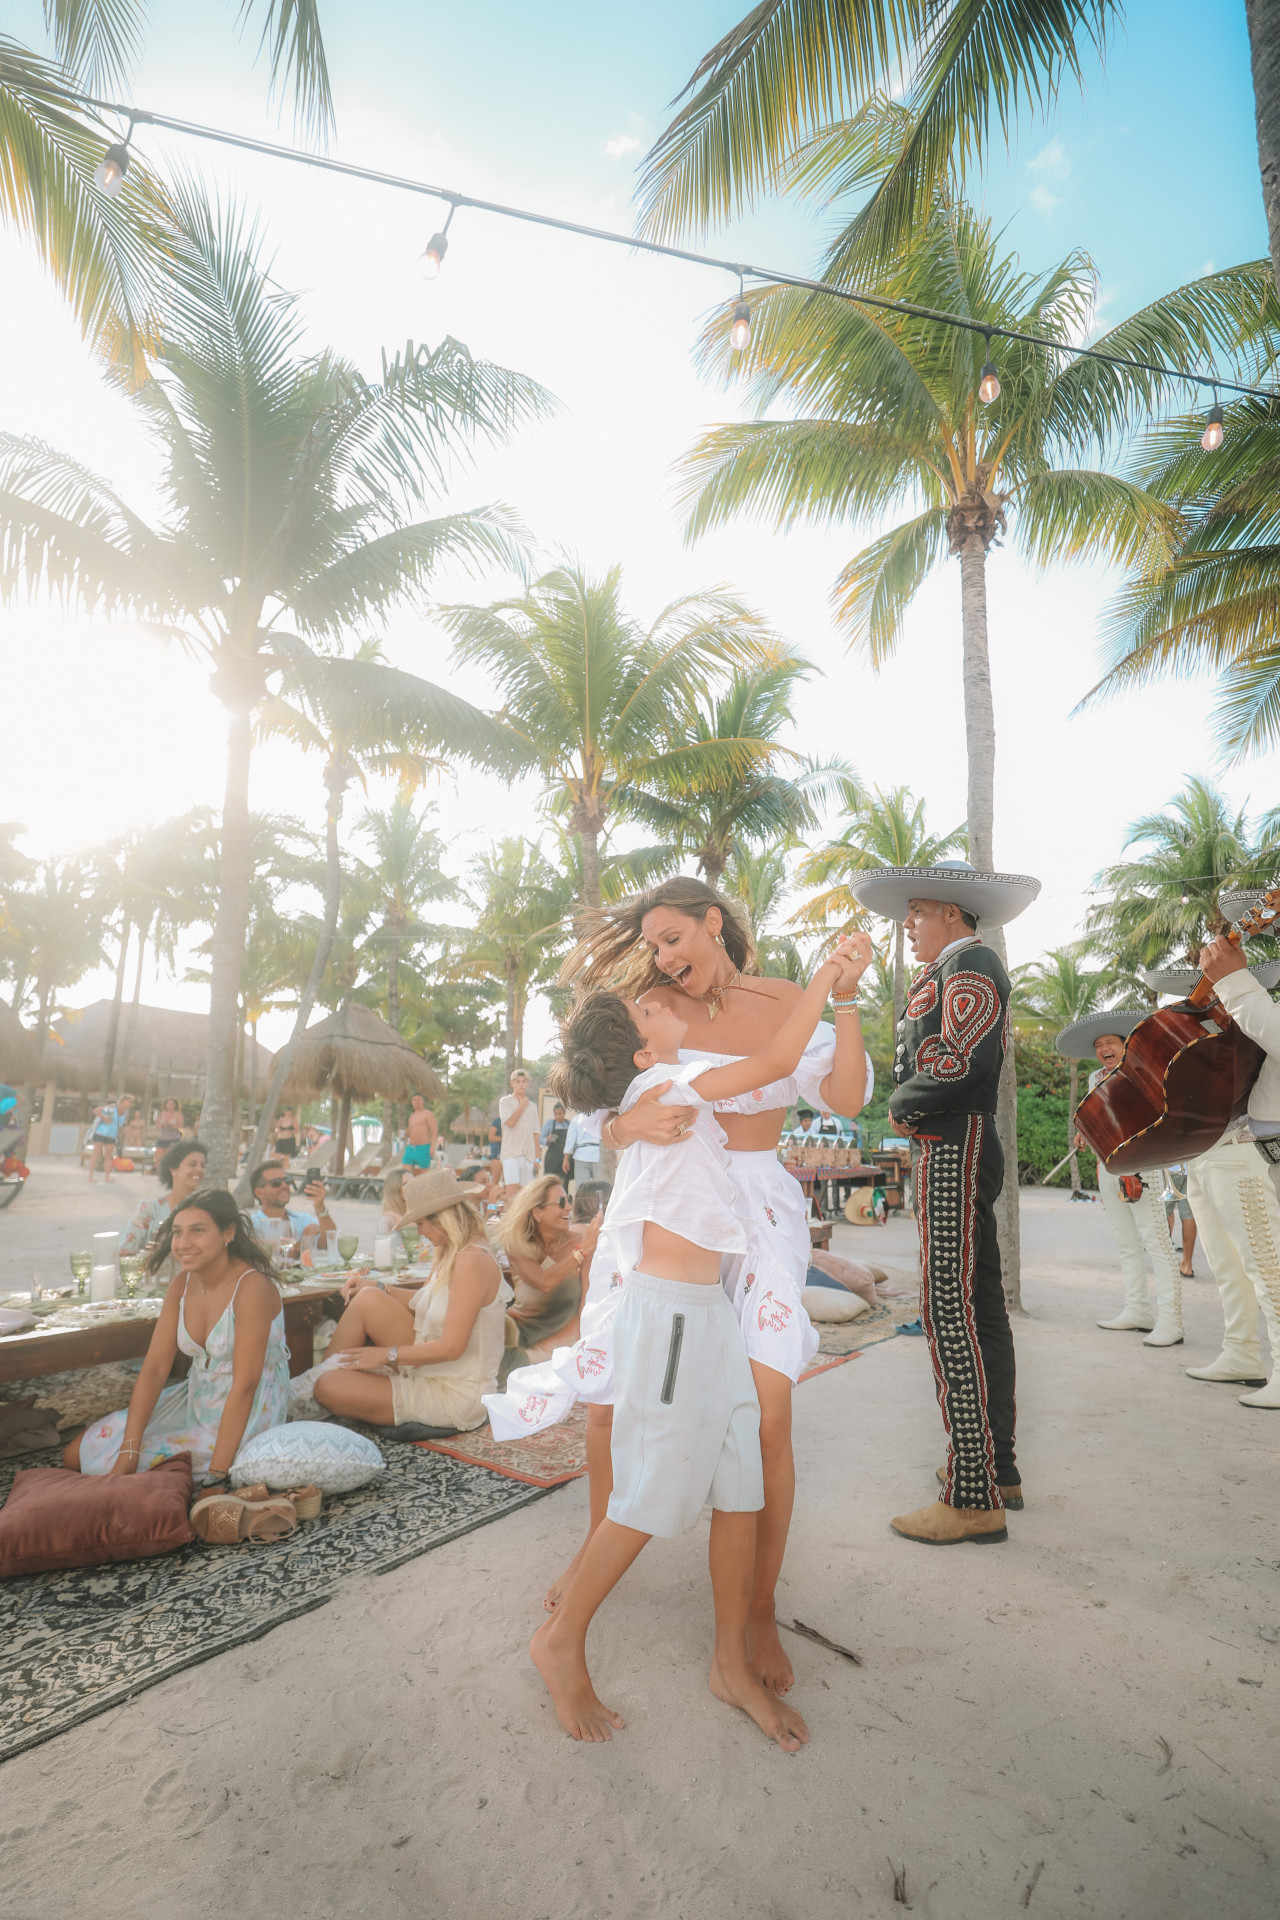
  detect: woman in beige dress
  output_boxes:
[492,1175,601,1374]
[314,1169,504,1432]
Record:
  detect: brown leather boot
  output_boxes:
[891,1501,1007,1544]
[937,1466,1024,1510]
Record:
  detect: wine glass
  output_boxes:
[337,1234,359,1266]
[69,1252,92,1297]
[399,1222,420,1263]
[118,1256,141,1299]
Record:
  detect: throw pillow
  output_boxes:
[0,1453,194,1576]
[802,1284,870,1324]
[231,1421,384,1496]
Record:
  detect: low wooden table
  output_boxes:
[0,1286,344,1386]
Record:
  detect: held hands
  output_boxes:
[823,931,874,995]
[1199,937,1249,984]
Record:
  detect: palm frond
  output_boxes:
[830,507,949,661]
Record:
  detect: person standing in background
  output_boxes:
[498,1069,539,1190]
[564,1107,601,1189]
[88,1093,133,1183]
[403,1092,439,1170]
[541,1102,570,1179]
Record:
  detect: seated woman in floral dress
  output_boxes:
[64,1190,289,1491]
[117,1138,209,1257]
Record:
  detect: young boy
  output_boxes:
[529,934,870,1750]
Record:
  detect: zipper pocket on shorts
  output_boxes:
[660,1313,686,1404]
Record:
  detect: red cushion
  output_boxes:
[0,1453,195,1576]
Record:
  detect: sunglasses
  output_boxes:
[262,1177,290,1189]
[553,1195,571,1208]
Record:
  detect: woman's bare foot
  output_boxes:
[543,1534,589,1612]
[530,1620,625,1742]
[748,1611,795,1696]
[710,1656,809,1752]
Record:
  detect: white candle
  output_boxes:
[90,1265,116,1301]
[373,1235,394,1270]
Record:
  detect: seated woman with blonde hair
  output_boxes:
[492,1174,601,1378]
[314,1169,505,1433]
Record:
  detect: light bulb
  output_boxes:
[730,299,751,352]
[421,231,449,280]
[1201,403,1224,452]
[979,359,1001,404]
[93,143,130,199]
[1181,891,1190,904]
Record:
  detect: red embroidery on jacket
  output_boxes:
[916,973,1000,1083]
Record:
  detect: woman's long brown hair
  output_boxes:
[558,876,757,999]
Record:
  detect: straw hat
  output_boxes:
[399,1168,484,1223]
[849,859,1040,928]
[1055,1011,1148,1059]
[1219,884,1280,928]
[1142,959,1280,995]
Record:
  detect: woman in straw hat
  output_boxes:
[314,1169,505,1433]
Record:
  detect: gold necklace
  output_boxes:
[703,963,742,1022]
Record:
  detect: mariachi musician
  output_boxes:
[1181,891,1280,1409]
[1057,1012,1184,1345]
[852,859,1040,1546]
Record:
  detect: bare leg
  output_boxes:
[1181,1217,1197,1277]
[529,1516,646,1741]
[325,1288,415,1354]
[544,1402,614,1611]
[313,1367,396,1423]
[748,1360,796,1696]
[707,1510,809,1752]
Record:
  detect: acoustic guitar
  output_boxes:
[1074,886,1280,1174]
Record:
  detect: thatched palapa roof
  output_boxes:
[282,1002,444,1103]
[42,1001,275,1095]
[0,1008,42,1084]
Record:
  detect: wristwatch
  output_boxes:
[387,1347,399,1372]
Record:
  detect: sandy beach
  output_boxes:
[3,1180,1278,1919]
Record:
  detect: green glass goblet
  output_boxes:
[398,1223,420,1262]
[337,1234,359,1266]
[70,1252,93,1297]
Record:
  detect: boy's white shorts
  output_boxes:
[607,1270,763,1539]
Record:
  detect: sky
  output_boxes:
[0,0,1273,1057]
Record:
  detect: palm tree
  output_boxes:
[1079,382,1280,761]
[621,659,823,885]
[353,799,458,1040]
[1,2,332,370]
[1087,777,1280,971]
[11,857,105,1041]
[1013,945,1111,1190]
[0,185,550,1179]
[638,1,1280,309]
[439,560,781,911]
[445,840,569,1076]
[791,780,965,1030]
[724,842,804,979]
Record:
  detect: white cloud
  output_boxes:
[604,133,641,158]
[1030,186,1062,216]
[1028,137,1071,180]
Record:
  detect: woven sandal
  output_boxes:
[279,1484,322,1520]
[191,1491,298,1544]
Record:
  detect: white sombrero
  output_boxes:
[1055,1011,1148,1059]
[849,859,1041,928]
[1220,884,1279,927]
[1143,960,1280,995]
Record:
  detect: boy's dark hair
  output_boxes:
[249,1159,287,1196]
[549,992,642,1114]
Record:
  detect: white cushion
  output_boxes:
[231,1420,385,1495]
[803,1284,871,1324]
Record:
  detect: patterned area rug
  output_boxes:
[0,1363,143,1435]
[814,1294,922,1359]
[0,1443,548,1767]
[420,1402,591,1487]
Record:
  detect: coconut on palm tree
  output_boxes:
[438,560,782,913]
[0,185,549,1179]
[791,779,964,1031]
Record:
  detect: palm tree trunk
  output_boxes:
[388,931,401,1032]
[1248,0,1280,301]
[232,1009,246,1145]
[116,928,147,1096]
[201,704,255,1183]
[957,537,1021,1310]
[892,921,905,1033]
[101,918,131,1098]
[504,957,517,1079]
[250,1018,258,1122]
[578,827,602,913]
[335,1089,352,1175]
[1067,1057,1081,1192]
[234,761,350,1202]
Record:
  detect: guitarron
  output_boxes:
[1075,886,1280,1174]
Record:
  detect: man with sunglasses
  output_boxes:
[249,1159,337,1255]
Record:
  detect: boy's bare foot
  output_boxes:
[530,1620,625,1742]
[747,1612,795,1696]
[710,1656,809,1752]
[543,1536,588,1612]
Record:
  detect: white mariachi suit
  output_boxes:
[1089,1067,1183,1340]
[1184,970,1280,1399]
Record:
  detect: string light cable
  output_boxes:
[30,77,1280,435]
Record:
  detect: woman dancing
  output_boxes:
[493,878,871,1695]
